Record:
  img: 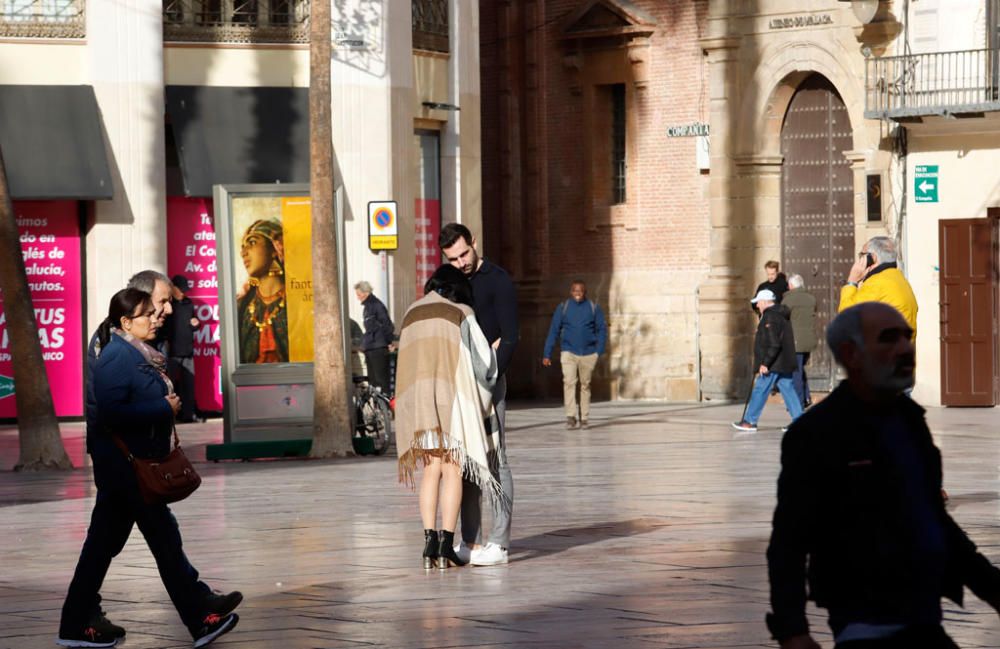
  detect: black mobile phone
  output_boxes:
[866,253,875,267]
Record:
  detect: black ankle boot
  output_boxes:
[423,529,439,570]
[436,530,468,569]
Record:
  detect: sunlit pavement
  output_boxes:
[2,398,1000,649]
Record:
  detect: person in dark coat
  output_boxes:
[782,273,817,409]
[732,289,803,433]
[754,260,790,314]
[354,280,396,395]
[60,288,241,648]
[163,274,201,423]
[766,302,1000,649]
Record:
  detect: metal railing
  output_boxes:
[412,0,448,53]
[866,48,1000,119]
[0,0,84,38]
[163,0,309,44]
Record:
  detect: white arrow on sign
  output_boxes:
[918,180,935,193]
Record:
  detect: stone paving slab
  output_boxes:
[0,399,999,648]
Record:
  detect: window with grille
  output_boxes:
[611,83,626,205]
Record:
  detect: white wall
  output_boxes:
[86,0,167,334]
[904,130,1000,405]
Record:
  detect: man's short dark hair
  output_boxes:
[438,223,473,250]
[571,279,586,288]
[764,260,780,271]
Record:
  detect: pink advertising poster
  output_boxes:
[0,201,83,417]
[414,198,441,297]
[167,197,223,412]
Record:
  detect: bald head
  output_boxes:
[828,303,915,399]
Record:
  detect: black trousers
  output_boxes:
[836,625,959,649]
[364,347,391,395]
[61,465,211,636]
[168,356,197,421]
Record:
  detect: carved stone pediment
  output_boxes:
[559,0,655,40]
[559,0,656,90]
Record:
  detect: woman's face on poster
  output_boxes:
[241,233,274,279]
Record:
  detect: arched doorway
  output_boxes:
[780,73,854,392]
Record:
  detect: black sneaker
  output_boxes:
[203,590,243,616]
[56,625,118,647]
[91,610,125,639]
[193,612,239,648]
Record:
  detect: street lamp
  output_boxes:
[839,0,880,25]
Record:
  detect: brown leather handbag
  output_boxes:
[114,427,201,505]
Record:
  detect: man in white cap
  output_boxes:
[732,289,803,433]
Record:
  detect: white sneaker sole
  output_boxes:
[193,613,239,648]
[471,555,509,566]
[56,638,117,648]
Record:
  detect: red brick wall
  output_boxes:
[480,1,711,399]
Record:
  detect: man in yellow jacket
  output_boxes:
[839,236,918,340]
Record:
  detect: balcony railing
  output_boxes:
[0,0,84,38]
[163,0,309,44]
[412,0,448,53]
[865,48,1000,120]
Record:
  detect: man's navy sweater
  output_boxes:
[469,259,518,377]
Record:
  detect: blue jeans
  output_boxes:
[462,375,513,548]
[792,352,811,407]
[744,371,803,425]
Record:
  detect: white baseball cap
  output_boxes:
[750,289,777,304]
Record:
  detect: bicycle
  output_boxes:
[351,375,394,456]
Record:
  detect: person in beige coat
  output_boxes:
[395,265,499,570]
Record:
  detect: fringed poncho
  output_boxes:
[395,291,500,500]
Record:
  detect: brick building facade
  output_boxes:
[481,0,711,401]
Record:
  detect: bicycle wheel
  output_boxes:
[360,395,393,455]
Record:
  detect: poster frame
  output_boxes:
[214,183,347,445]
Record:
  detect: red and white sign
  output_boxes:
[414,198,441,296]
[0,201,83,417]
[167,196,223,412]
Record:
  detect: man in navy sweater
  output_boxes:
[542,280,607,429]
[439,223,518,567]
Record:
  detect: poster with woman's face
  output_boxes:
[231,196,314,365]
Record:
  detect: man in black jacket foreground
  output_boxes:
[732,289,803,433]
[766,302,1000,649]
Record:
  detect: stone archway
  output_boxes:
[698,33,869,400]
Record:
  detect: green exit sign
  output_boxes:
[915,165,939,203]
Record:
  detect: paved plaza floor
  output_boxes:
[2,398,1000,649]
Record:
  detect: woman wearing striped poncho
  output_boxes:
[396,265,500,570]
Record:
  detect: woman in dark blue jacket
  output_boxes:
[59,288,240,648]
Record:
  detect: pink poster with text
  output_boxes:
[167,197,223,412]
[0,201,83,417]
[415,198,441,297]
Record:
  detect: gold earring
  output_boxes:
[268,259,283,277]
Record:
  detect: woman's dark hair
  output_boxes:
[97,288,152,348]
[424,264,474,307]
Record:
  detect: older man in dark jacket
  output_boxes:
[354,281,395,395]
[766,302,1000,649]
[732,289,803,433]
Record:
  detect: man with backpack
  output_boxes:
[542,280,608,429]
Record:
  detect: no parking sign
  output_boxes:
[368,201,398,251]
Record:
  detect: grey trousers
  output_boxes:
[461,375,513,548]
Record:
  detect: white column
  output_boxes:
[443,0,482,236]
[85,0,166,331]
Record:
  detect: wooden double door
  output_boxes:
[780,74,854,392]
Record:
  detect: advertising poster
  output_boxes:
[414,197,441,296]
[0,201,83,417]
[166,196,223,412]
[230,195,313,365]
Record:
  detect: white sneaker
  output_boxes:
[470,543,508,566]
[452,540,471,564]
